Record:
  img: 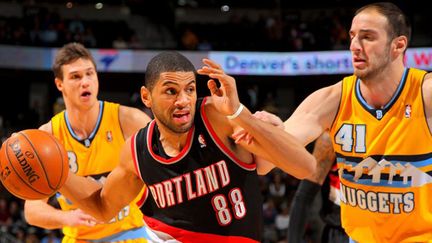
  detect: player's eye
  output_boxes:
[186,86,195,94]
[166,88,176,95]
[70,74,81,80]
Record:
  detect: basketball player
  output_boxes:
[23,43,152,242]
[288,131,348,243]
[234,2,432,242]
[52,51,317,242]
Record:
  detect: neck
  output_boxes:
[65,101,100,139]
[359,64,405,109]
[157,123,190,157]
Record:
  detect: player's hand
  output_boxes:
[63,209,100,227]
[253,111,284,129]
[197,59,241,116]
[232,111,284,144]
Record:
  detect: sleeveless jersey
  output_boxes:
[52,101,145,240]
[131,97,263,243]
[330,68,432,242]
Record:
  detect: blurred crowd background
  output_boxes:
[0,0,430,242]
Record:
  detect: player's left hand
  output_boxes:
[197,58,241,116]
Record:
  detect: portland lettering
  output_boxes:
[148,160,230,208]
[9,140,40,184]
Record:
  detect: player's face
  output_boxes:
[349,9,393,80]
[150,71,197,134]
[56,58,99,110]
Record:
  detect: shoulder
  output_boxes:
[118,105,151,139]
[421,72,432,98]
[39,121,52,134]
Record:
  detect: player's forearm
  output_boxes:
[233,108,316,178]
[24,200,65,229]
[59,172,112,221]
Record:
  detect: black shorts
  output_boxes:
[321,224,349,243]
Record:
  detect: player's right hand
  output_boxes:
[63,208,100,227]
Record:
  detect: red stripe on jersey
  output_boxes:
[329,173,340,189]
[200,97,256,171]
[143,215,259,243]
[147,120,195,164]
[136,187,149,208]
[130,133,143,180]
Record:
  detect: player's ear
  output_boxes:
[141,86,152,108]
[54,78,63,91]
[392,35,407,57]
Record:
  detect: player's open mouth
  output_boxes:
[173,112,190,123]
[81,91,91,97]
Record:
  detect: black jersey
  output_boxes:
[131,97,263,243]
[320,162,342,227]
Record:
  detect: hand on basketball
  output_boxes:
[63,209,100,227]
[197,59,241,117]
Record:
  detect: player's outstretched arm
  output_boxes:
[197,59,316,179]
[59,137,145,222]
[22,122,100,229]
[24,199,99,229]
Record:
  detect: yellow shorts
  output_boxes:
[62,238,148,243]
[62,227,149,243]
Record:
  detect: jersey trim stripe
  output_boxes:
[143,215,259,243]
[355,68,408,120]
[336,152,432,163]
[64,100,104,146]
[136,187,148,208]
[146,120,195,164]
[131,133,143,181]
[200,97,256,171]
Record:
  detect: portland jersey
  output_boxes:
[131,97,263,243]
[330,68,432,242]
[52,101,145,240]
[320,162,342,227]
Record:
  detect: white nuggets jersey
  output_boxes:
[330,68,432,242]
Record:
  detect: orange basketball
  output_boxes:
[0,129,69,200]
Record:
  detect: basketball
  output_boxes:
[0,129,69,200]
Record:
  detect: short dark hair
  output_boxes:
[355,2,411,43]
[145,51,196,90]
[52,42,96,79]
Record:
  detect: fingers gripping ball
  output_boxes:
[0,129,69,200]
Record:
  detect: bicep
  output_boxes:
[284,83,341,146]
[307,132,335,185]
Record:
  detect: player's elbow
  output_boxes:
[23,201,43,227]
[295,154,317,179]
[24,202,35,223]
[281,152,316,179]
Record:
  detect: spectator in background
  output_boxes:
[0,198,11,228]
[180,27,199,50]
[112,35,128,49]
[275,205,290,241]
[268,171,287,209]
